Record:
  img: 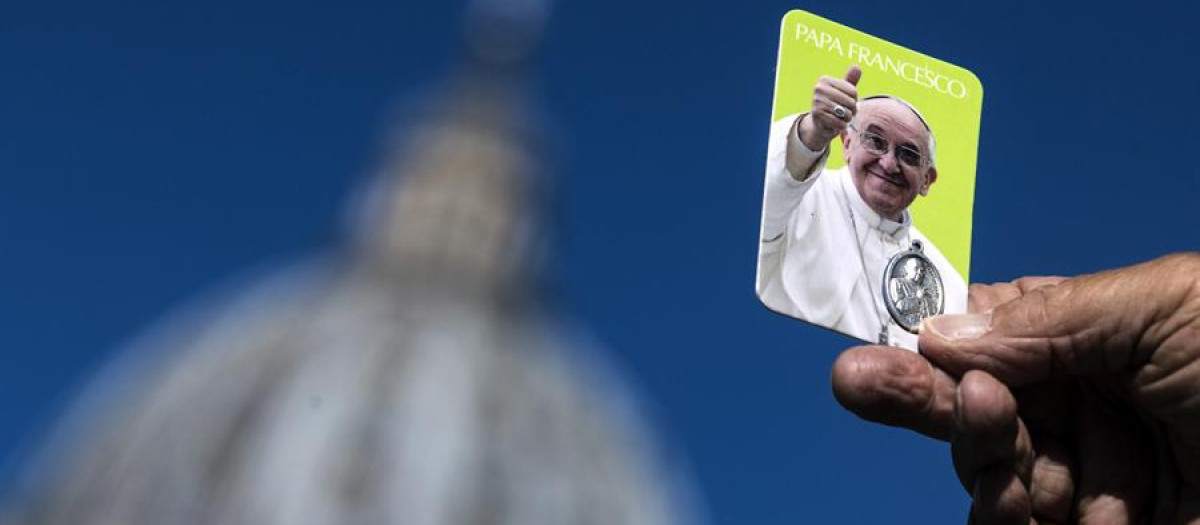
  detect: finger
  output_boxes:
[845,64,862,86]
[820,92,859,121]
[831,345,957,441]
[814,85,857,121]
[1014,383,1076,524]
[1074,383,1154,525]
[951,371,1034,491]
[967,276,1066,314]
[815,86,858,116]
[967,283,1022,315]
[813,100,855,126]
[1012,275,1067,294]
[953,371,1036,525]
[816,74,859,104]
[919,253,1200,387]
[821,79,859,105]
[971,466,1031,525]
[1029,435,1075,524]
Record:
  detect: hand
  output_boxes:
[831,253,1200,524]
[797,65,861,151]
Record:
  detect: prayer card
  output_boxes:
[755,10,983,350]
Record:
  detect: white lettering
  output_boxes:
[791,33,967,98]
[947,79,967,98]
[795,22,844,56]
[844,41,967,99]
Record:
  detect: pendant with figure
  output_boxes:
[882,240,944,334]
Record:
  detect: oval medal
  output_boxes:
[881,240,944,334]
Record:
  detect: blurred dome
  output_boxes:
[5,4,691,524]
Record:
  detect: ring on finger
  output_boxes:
[832,104,849,120]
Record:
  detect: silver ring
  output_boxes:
[832,104,848,120]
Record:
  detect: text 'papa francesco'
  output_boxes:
[793,21,968,99]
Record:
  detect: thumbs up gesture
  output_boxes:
[798,65,861,151]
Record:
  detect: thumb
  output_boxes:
[844,64,862,86]
[918,253,1200,386]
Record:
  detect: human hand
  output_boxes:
[831,253,1200,524]
[797,65,861,152]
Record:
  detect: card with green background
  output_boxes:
[756,10,983,348]
[770,9,981,279]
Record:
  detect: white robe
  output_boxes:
[756,114,968,350]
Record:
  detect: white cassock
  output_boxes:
[756,113,968,350]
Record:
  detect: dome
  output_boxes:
[7,5,692,524]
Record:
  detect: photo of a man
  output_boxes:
[756,65,967,349]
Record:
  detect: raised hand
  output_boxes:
[798,64,861,151]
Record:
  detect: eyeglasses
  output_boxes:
[848,123,927,169]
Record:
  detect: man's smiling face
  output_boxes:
[841,98,937,221]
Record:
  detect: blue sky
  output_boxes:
[2,1,1198,523]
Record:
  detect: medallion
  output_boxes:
[881,240,944,334]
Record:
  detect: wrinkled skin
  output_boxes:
[832,253,1200,524]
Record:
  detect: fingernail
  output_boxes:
[924,312,992,340]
